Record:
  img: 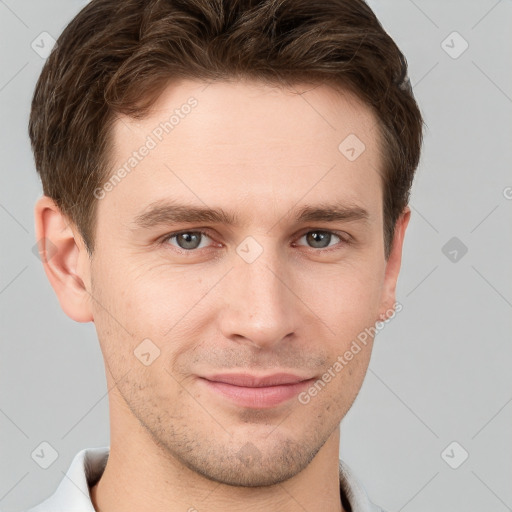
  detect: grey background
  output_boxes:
[1,1,511,511]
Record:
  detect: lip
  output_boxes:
[198,372,315,409]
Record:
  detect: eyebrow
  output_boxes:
[131,199,370,230]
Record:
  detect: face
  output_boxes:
[73,79,406,486]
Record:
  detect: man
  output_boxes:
[28,0,423,510]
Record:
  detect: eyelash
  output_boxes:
[160,228,352,254]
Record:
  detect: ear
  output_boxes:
[377,206,411,321]
[34,195,93,323]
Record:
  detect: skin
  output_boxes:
[35,78,410,512]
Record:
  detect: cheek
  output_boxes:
[96,255,201,331]
[93,260,218,375]
[304,260,385,337]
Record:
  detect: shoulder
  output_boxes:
[339,459,388,512]
[25,446,109,512]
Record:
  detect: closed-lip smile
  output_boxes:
[198,372,315,408]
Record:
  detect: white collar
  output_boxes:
[27,446,385,512]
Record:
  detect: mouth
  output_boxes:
[198,372,316,409]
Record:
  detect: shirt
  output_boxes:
[26,446,386,512]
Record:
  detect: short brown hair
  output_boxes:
[29,0,423,258]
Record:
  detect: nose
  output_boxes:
[216,247,300,350]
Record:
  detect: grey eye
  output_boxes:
[168,232,210,250]
[301,231,340,249]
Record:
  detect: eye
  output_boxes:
[295,230,345,250]
[160,228,350,254]
[163,230,213,251]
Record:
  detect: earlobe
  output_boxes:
[34,196,93,323]
[377,207,411,321]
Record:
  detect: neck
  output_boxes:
[90,389,345,512]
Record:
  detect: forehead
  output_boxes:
[103,79,383,225]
